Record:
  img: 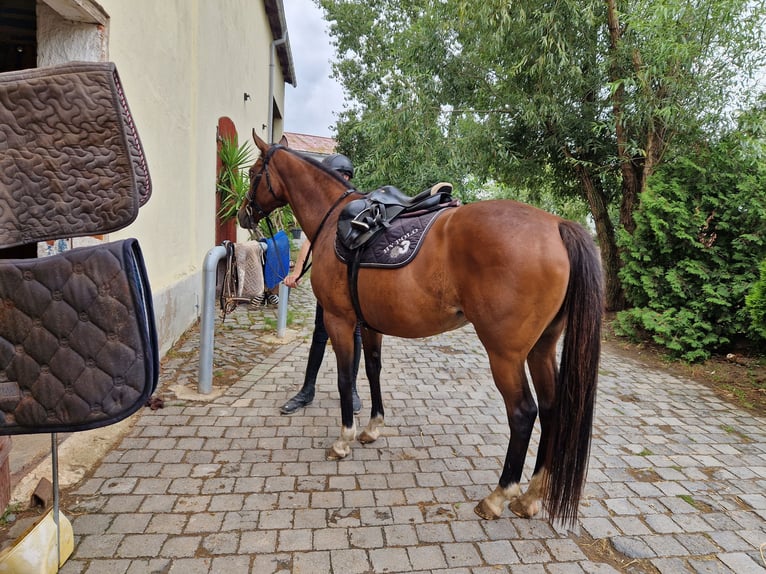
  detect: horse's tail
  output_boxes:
[546,220,604,527]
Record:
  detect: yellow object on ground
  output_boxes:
[0,509,73,573]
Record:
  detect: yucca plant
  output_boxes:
[217,136,254,222]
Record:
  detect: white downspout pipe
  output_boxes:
[268,37,286,144]
[269,36,290,336]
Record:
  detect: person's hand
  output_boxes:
[284,272,300,288]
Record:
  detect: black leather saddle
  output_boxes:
[337,182,454,251]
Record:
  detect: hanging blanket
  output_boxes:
[261,231,291,290]
[0,61,152,249]
[235,240,265,299]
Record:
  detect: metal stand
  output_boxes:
[51,433,61,571]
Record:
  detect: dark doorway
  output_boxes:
[0,0,36,257]
[0,0,36,73]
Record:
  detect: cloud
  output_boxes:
[283,1,344,137]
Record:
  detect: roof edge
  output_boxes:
[264,0,297,87]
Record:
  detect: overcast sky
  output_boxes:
[283,1,344,138]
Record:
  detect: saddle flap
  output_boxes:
[0,239,159,435]
[0,62,152,249]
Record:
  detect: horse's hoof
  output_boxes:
[509,497,541,518]
[358,429,379,444]
[474,500,501,520]
[326,444,350,460]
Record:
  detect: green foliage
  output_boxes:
[746,259,766,340]
[616,113,766,361]
[320,0,766,310]
[217,136,254,221]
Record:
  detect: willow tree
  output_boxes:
[320,0,766,310]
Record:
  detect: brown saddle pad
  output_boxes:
[0,62,152,249]
[0,239,158,435]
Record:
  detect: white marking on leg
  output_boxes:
[475,483,521,519]
[359,414,384,444]
[510,470,548,518]
[328,423,357,459]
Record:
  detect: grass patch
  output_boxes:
[676,494,714,512]
[719,423,753,443]
[0,503,24,526]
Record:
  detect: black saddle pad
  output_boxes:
[0,239,158,435]
[335,209,449,268]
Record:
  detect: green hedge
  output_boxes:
[616,134,766,361]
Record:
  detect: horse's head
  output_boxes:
[237,131,288,230]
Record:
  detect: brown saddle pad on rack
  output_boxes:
[0,239,158,435]
[0,62,152,249]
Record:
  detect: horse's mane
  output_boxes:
[283,147,356,191]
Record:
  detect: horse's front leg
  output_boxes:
[325,317,358,460]
[358,328,384,444]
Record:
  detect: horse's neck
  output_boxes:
[280,158,348,242]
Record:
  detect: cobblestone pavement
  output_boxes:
[57,286,765,573]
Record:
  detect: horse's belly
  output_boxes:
[369,307,468,339]
[356,268,466,338]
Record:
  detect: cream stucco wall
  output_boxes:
[86,0,287,353]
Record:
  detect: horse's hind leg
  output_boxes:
[359,328,384,444]
[509,322,563,519]
[475,354,538,520]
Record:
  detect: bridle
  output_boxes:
[244,144,284,229]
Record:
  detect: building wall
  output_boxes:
[89,0,286,353]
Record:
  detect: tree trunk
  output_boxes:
[576,164,624,311]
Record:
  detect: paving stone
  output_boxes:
[610,535,656,559]
[407,545,448,570]
[717,552,766,573]
[115,534,167,558]
[442,542,483,567]
[512,539,552,563]
[330,548,370,574]
[477,539,520,565]
[369,547,412,572]
[546,538,588,562]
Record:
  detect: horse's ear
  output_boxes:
[252,129,269,154]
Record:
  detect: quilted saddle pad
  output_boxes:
[0,239,158,435]
[0,62,152,249]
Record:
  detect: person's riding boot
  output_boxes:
[280,383,315,415]
[351,380,362,414]
[281,337,325,415]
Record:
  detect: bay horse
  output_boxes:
[239,132,604,527]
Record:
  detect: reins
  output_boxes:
[295,188,356,282]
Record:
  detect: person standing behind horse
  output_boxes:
[281,153,363,415]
